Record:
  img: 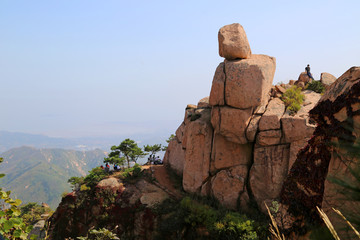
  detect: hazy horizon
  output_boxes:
[1,0,359,138]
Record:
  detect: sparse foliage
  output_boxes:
[144,144,162,156]
[163,134,175,151]
[281,86,305,115]
[77,227,119,240]
[306,80,325,94]
[68,176,84,191]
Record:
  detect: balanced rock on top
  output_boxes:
[218,23,252,60]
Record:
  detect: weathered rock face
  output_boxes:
[218,23,251,60]
[250,144,290,213]
[246,115,261,142]
[211,106,252,144]
[210,166,248,209]
[182,108,213,193]
[209,62,225,106]
[279,67,360,236]
[210,133,252,173]
[224,55,276,109]
[259,98,285,131]
[162,138,185,175]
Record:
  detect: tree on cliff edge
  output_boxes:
[105,139,145,168]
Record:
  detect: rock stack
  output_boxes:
[163,23,320,212]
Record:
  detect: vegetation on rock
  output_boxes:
[20,202,52,226]
[306,80,325,94]
[155,196,266,239]
[281,86,305,114]
[104,139,146,168]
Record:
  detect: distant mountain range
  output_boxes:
[0,146,107,209]
[0,131,171,153]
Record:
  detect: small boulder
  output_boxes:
[275,85,286,94]
[218,23,251,60]
[96,177,123,192]
[320,72,336,87]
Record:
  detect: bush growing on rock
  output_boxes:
[83,167,109,188]
[156,196,266,239]
[306,80,325,94]
[281,86,305,114]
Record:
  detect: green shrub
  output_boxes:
[155,195,267,239]
[306,80,325,94]
[20,202,52,226]
[281,86,305,115]
[121,164,142,181]
[83,167,109,188]
[214,212,258,240]
[181,196,218,230]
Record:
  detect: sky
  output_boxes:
[1,0,359,139]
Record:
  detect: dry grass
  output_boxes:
[265,203,285,240]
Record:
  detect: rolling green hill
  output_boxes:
[0,146,107,209]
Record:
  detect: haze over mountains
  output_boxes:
[0,146,107,209]
[0,130,172,153]
[0,131,169,209]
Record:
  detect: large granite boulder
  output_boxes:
[218,23,251,60]
[225,54,276,109]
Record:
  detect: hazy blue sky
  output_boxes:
[1,0,359,139]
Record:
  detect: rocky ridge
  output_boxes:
[164,23,322,213]
[46,23,359,239]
